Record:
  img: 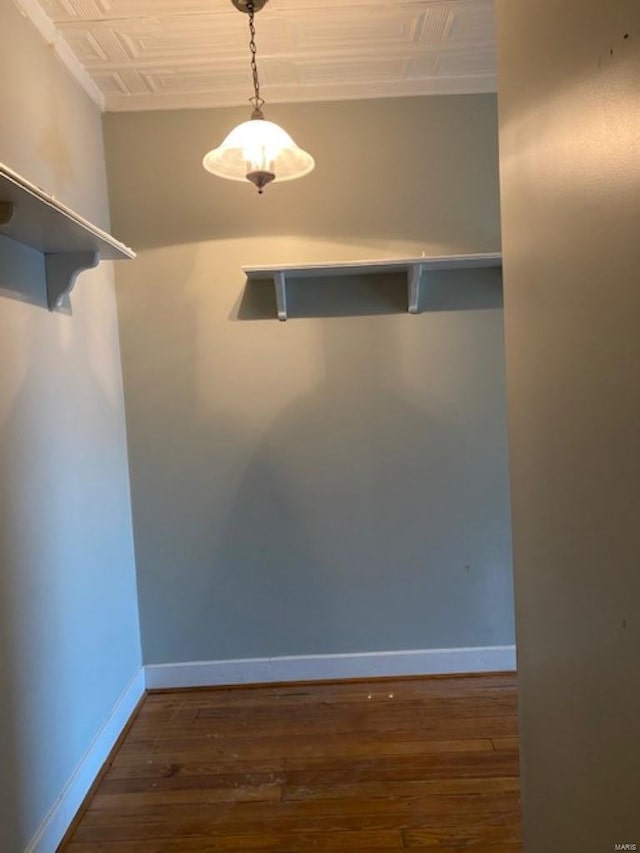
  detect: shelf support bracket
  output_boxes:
[0,201,14,225]
[274,271,287,321]
[407,263,423,314]
[45,250,100,310]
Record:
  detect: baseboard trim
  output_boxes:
[25,667,145,853]
[144,646,516,690]
[21,647,515,850]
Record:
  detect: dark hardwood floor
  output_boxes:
[60,673,521,851]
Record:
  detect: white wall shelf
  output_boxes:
[0,162,135,309]
[243,253,502,320]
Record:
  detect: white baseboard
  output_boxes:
[25,667,145,853]
[22,647,515,851]
[144,645,516,690]
[20,647,514,851]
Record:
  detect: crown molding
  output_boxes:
[105,73,497,113]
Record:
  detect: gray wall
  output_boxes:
[105,95,514,665]
[0,5,141,850]
[497,1,640,850]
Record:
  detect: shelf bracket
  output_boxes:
[274,271,287,321]
[45,250,100,310]
[0,201,14,226]
[407,263,423,314]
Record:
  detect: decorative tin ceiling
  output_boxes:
[23,0,497,111]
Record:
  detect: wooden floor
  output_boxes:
[61,673,521,852]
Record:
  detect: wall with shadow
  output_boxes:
[104,95,501,252]
[105,94,513,665]
[498,1,640,848]
[0,3,141,849]
[0,237,47,307]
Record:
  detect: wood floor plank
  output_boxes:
[110,736,496,764]
[283,775,521,801]
[127,713,516,742]
[65,829,405,851]
[404,823,522,847]
[60,673,521,851]
[492,736,520,751]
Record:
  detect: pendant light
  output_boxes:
[203,0,315,194]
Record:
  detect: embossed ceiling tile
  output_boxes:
[290,8,425,51]
[262,59,299,87]
[274,0,441,9]
[436,46,496,76]
[113,68,153,95]
[90,69,134,96]
[25,0,499,109]
[111,16,290,65]
[55,18,247,67]
[300,58,407,86]
[47,26,101,62]
[417,7,455,45]
[40,0,211,21]
[115,24,244,67]
[143,66,252,94]
[40,0,113,20]
[406,51,439,79]
[446,3,496,42]
[59,23,130,63]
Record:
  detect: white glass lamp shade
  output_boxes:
[203,118,315,192]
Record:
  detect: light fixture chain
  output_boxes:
[247,3,265,116]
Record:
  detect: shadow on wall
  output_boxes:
[0,236,48,308]
[133,270,513,662]
[195,320,510,658]
[236,267,503,320]
[104,96,501,252]
[0,280,138,849]
[0,339,47,849]
[0,539,22,852]
[206,322,455,657]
